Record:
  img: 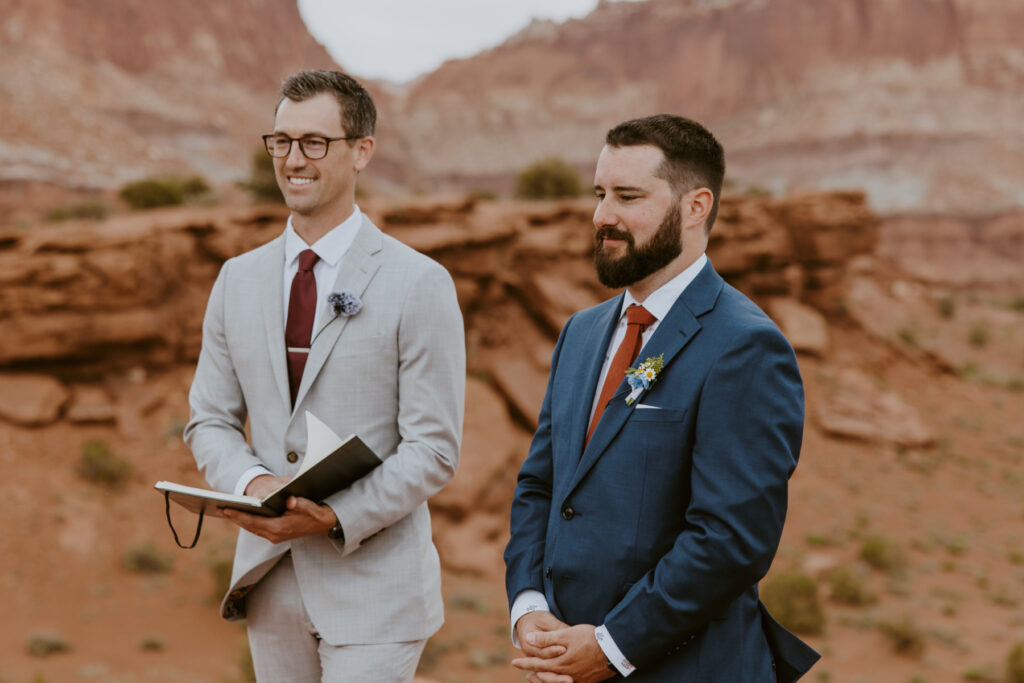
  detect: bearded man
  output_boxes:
[504,115,819,682]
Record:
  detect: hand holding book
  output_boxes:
[155,412,381,547]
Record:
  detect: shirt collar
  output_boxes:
[619,253,708,321]
[284,205,363,268]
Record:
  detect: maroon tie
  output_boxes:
[586,304,657,445]
[285,249,320,405]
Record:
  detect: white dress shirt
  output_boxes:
[510,253,709,677]
[233,207,364,496]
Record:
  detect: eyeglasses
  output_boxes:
[262,134,357,160]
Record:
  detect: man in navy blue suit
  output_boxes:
[504,115,819,682]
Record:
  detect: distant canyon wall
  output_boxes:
[395,0,1024,213]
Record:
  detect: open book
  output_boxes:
[155,412,381,518]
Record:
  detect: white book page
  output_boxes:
[295,411,347,478]
[155,481,260,505]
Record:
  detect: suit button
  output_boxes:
[286,451,298,463]
[545,567,552,579]
[561,507,575,520]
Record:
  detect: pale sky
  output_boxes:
[298,0,632,83]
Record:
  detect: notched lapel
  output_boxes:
[292,220,383,413]
[564,263,724,497]
[258,237,291,410]
[566,297,625,468]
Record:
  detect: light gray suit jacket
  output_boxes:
[184,215,465,645]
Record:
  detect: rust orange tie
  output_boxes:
[586,304,657,445]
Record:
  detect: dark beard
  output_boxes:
[594,204,682,288]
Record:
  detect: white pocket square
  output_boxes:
[635,404,662,410]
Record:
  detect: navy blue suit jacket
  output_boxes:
[505,261,819,681]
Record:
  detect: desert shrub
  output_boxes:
[968,323,990,348]
[239,639,256,682]
[961,666,997,681]
[467,187,497,201]
[760,570,825,635]
[1007,642,1024,683]
[209,557,233,604]
[240,149,284,202]
[896,326,920,348]
[27,632,70,657]
[140,636,164,652]
[44,201,109,222]
[859,535,908,574]
[123,543,173,574]
[77,439,131,488]
[827,566,875,606]
[181,174,211,197]
[936,293,955,318]
[515,157,582,199]
[877,615,925,657]
[119,178,185,209]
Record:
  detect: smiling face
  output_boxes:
[272,93,373,235]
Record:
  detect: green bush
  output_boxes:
[1007,642,1024,683]
[181,174,211,198]
[119,178,185,209]
[123,543,172,574]
[967,323,990,348]
[240,149,284,202]
[140,636,164,652]
[44,201,109,222]
[78,440,131,488]
[467,187,498,201]
[515,157,582,199]
[27,632,71,658]
[936,294,955,319]
[760,570,825,635]
[239,639,256,682]
[119,173,214,209]
[827,566,875,606]
[877,615,925,657]
[859,535,908,574]
[209,557,233,604]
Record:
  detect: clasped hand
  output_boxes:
[220,475,337,544]
[512,611,615,683]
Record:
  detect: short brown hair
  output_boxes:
[278,70,376,140]
[606,114,725,231]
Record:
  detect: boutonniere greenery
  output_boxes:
[625,353,664,405]
[328,291,363,317]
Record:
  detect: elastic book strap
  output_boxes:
[164,491,204,549]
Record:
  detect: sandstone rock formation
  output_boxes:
[1,192,1022,681]
[395,0,1024,214]
[0,0,362,191]
[5,0,1024,220]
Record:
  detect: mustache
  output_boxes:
[595,227,634,246]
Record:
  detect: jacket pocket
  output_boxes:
[629,407,686,422]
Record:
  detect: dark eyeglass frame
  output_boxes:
[261,134,359,159]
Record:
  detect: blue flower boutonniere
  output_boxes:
[328,291,363,317]
[624,353,664,405]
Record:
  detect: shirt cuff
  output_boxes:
[234,465,274,496]
[510,589,550,647]
[595,624,636,677]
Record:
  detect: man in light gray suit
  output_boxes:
[184,70,465,682]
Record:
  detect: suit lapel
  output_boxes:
[566,295,625,467]
[565,261,724,495]
[292,217,383,412]
[258,235,291,410]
